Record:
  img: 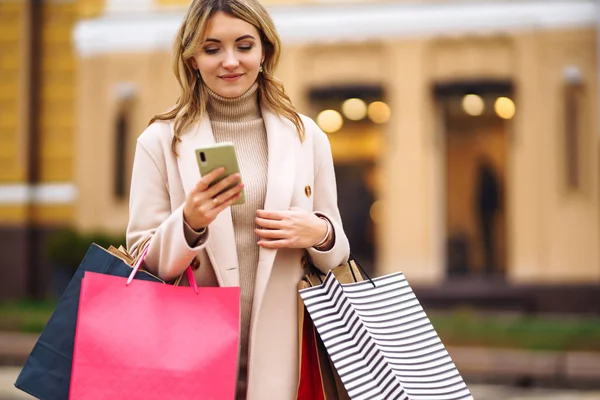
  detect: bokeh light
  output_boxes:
[341,98,368,121]
[316,109,344,133]
[494,96,516,119]
[462,94,485,116]
[367,101,391,124]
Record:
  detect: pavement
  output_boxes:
[0,368,31,400]
[2,331,600,399]
[2,365,600,400]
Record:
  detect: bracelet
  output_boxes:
[313,216,331,249]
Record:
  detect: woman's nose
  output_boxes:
[222,50,239,69]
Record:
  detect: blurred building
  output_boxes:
[0,1,77,298]
[1,0,599,306]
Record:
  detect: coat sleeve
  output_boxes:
[126,131,209,281]
[305,120,351,273]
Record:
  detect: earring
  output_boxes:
[196,69,201,79]
[259,65,263,73]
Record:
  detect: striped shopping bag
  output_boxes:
[299,271,473,400]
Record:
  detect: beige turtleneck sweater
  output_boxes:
[206,83,267,399]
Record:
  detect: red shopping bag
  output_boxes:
[297,308,325,400]
[70,270,240,400]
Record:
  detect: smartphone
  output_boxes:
[195,142,245,205]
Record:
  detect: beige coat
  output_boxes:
[126,107,350,400]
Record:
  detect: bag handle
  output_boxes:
[126,244,199,294]
[348,253,376,288]
[302,252,376,288]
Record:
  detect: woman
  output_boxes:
[126,0,350,398]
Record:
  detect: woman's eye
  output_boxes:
[204,48,219,54]
[238,45,253,51]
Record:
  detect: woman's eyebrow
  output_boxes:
[204,34,256,43]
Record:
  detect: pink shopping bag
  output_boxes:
[70,266,239,400]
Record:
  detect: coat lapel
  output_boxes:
[251,108,297,317]
[175,117,239,287]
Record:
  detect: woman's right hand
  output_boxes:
[183,167,244,231]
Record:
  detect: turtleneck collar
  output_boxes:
[206,82,261,122]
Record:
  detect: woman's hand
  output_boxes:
[255,207,328,249]
[183,167,244,231]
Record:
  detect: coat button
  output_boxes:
[305,185,312,197]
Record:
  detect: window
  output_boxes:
[563,82,583,190]
[114,110,128,199]
[112,85,136,201]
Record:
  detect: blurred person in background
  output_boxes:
[125,0,350,398]
[475,155,501,276]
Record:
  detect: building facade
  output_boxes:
[1,0,599,300]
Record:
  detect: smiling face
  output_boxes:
[192,11,264,98]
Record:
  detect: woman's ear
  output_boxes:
[190,58,198,71]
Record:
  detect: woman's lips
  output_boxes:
[220,74,243,82]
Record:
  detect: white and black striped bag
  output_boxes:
[299,271,473,400]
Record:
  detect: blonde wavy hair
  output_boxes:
[150,0,305,155]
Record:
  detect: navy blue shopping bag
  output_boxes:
[14,243,163,400]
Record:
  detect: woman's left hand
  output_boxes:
[255,207,328,249]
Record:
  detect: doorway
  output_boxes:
[436,81,513,278]
[307,85,388,277]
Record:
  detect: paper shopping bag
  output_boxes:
[70,271,239,400]
[300,271,473,400]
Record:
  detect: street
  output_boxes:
[2,366,600,400]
